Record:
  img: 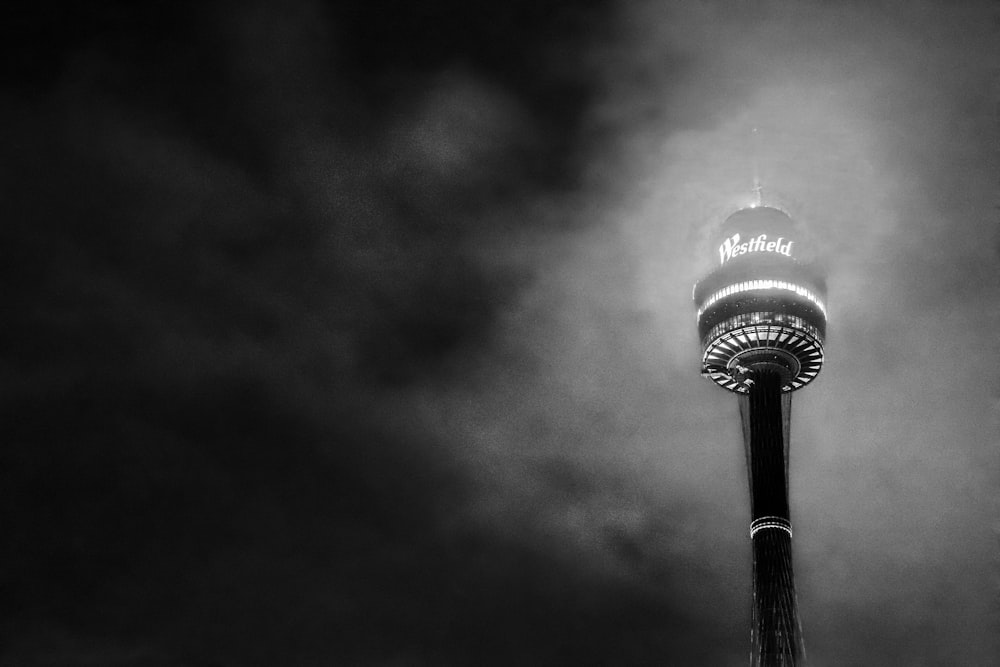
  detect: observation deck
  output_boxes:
[694,207,827,393]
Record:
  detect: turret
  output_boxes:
[693,206,826,393]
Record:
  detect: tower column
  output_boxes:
[741,370,804,666]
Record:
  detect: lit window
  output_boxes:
[696,279,827,318]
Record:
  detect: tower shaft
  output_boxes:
[739,370,805,666]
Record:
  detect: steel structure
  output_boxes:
[693,205,827,666]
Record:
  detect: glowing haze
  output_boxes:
[3,1,998,665]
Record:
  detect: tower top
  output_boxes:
[722,206,794,229]
[751,126,763,207]
[694,203,827,393]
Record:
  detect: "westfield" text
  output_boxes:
[719,233,793,264]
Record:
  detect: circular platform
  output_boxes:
[700,320,824,393]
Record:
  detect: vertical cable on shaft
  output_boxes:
[741,370,805,666]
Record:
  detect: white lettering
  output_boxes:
[718,232,797,264]
[719,233,740,263]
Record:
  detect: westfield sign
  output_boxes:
[719,233,793,265]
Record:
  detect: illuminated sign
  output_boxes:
[719,233,793,264]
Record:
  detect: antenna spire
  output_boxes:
[751,126,763,207]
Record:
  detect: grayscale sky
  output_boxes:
[3,1,998,665]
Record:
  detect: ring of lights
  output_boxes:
[701,318,824,393]
[750,516,793,538]
[695,279,827,319]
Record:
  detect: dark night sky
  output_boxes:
[3,1,999,665]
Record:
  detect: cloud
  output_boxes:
[3,0,998,664]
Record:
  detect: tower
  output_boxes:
[693,205,827,665]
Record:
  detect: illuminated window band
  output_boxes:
[750,516,792,538]
[702,313,824,349]
[697,280,827,318]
